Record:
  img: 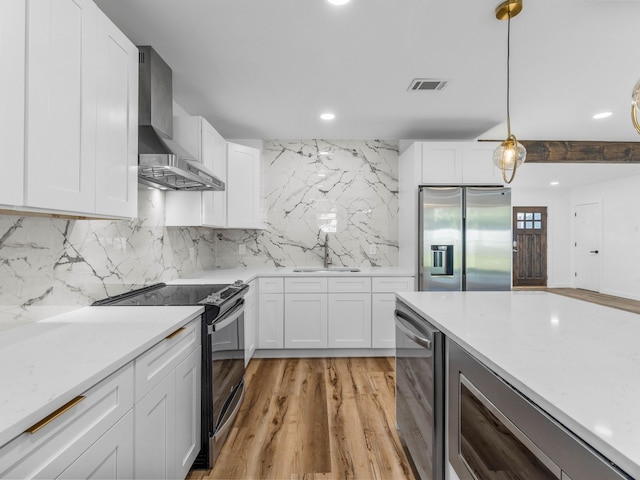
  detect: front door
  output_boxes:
[574,202,602,292]
[512,206,547,287]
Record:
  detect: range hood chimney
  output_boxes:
[137,46,224,191]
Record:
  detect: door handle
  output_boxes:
[589,250,599,254]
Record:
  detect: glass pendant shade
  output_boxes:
[632,78,640,134]
[493,136,526,171]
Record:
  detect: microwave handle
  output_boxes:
[395,310,432,350]
[209,299,244,334]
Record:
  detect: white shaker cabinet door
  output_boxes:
[227,142,262,229]
[134,372,176,480]
[0,0,25,206]
[421,142,462,185]
[26,0,97,212]
[327,293,372,348]
[57,410,134,480]
[258,293,284,349]
[371,293,396,349]
[285,294,328,349]
[94,8,138,218]
[174,347,201,480]
[461,142,503,185]
[201,120,227,227]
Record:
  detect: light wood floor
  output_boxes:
[188,357,415,480]
[546,288,640,315]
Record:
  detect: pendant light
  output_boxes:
[493,0,526,184]
[632,78,640,134]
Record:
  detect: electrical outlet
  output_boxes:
[369,244,377,255]
[239,244,246,255]
[189,247,195,261]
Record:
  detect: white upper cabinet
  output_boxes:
[26,0,98,213]
[167,116,227,227]
[2,0,138,218]
[418,141,504,186]
[461,142,503,184]
[94,7,138,218]
[227,142,263,229]
[0,1,26,207]
[421,142,462,184]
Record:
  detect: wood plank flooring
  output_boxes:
[546,288,640,315]
[188,357,415,480]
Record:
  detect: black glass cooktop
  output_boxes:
[93,283,228,306]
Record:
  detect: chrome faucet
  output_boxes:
[324,233,332,268]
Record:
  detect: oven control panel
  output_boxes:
[199,281,247,305]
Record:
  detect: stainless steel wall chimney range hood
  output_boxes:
[137,46,224,191]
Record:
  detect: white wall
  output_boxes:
[511,187,572,288]
[571,175,640,300]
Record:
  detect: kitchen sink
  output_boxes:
[293,267,361,273]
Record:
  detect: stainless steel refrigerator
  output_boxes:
[419,186,512,291]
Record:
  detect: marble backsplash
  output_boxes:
[214,139,399,268]
[0,189,217,315]
[0,139,399,327]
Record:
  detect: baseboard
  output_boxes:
[253,348,395,359]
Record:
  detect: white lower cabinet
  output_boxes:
[328,293,372,348]
[255,275,414,354]
[371,277,415,348]
[134,321,201,480]
[57,409,134,480]
[174,347,202,480]
[0,364,134,479]
[258,278,284,349]
[285,293,328,348]
[244,280,257,365]
[0,318,201,480]
[371,293,397,348]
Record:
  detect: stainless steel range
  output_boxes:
[93,281,248,470]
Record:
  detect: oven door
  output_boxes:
[209,299,245,432]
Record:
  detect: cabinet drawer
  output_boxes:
[0,363,134,479]
[134,319,200,402]
[259,277,284,293]
[328,277,371,293]
[372,276,415,293]
[285,277,328,293]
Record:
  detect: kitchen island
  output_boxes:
[397,290,640,479]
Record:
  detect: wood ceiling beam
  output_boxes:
[519,140,640,163]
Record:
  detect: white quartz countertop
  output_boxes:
[396,290,640,479]
[0,305,203,448]
[169,266,415,285]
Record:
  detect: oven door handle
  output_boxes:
[395,310,432,350]
[209,299,244,333]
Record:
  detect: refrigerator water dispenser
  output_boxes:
[431,245,453,276]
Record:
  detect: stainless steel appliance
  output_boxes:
[448,339,632,480]
[395,300,445,480]
[419,186,511,291]
[93,281,248,470]
[137,46,224,191]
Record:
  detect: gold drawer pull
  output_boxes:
[25,396,85,434]
[165,326,186,340]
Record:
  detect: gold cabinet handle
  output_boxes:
[25,396,85,434]
[165,326,185,340]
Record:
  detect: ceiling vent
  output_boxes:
[408,78,448,91]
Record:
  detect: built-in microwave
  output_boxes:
[447,339,631,480]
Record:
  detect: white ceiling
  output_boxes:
[95,0,640,143]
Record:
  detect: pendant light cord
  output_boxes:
[506,12,512,137]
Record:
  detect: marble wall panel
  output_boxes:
[215,139,399,268]
[0,189,217,313]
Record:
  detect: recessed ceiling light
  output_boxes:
[320,113,335,121]
[593,111,612,119]
[550,181,560,186]
[327,0,350,5]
